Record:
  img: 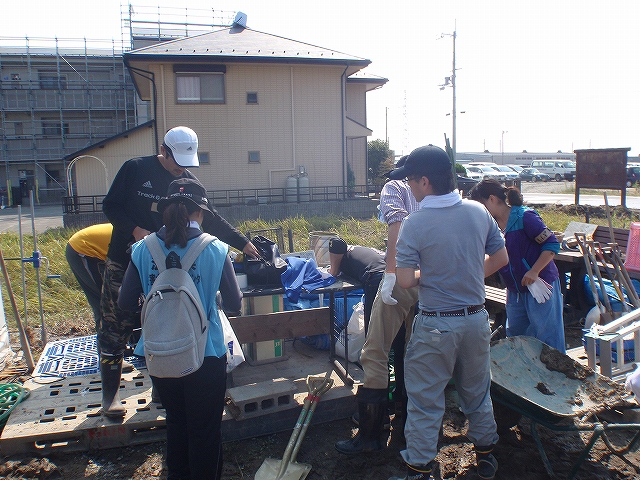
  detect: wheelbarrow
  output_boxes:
[491,336,640,479]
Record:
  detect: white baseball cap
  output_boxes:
[163,126,199,167]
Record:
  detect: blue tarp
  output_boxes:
[283,289,364,350]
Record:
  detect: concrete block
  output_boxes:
[226,379,298,420]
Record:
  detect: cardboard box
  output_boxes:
[242,294,287,365]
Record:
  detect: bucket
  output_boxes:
[309,231,338,267]
[625,222,640,272]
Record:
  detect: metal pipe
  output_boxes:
[577,234,605,319]
[29,191,47,345]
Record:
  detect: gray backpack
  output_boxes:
[141,232,214,378]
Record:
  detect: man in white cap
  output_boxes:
[99,126,258,418]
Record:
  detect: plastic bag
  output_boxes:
[336,300,366,363]
[219,308,245,372]
[625,367,640,398]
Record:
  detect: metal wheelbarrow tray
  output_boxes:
[491,336,640,479]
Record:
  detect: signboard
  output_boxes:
[574,148,631,206]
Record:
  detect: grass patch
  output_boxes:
[1,207,638,357]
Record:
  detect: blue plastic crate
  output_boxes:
[34,334,145,378]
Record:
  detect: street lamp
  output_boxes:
[501,130,508,164]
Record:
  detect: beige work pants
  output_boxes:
[360,280,419,389]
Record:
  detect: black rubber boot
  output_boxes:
[475,444,498,480]
[335,387,387,455]
[100,353,126,418]
[387,461,434,480]
[351,408,391,429]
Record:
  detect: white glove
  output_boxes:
[381,273,398,305]
[527,277,552,303]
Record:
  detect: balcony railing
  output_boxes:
[62,184,381,213]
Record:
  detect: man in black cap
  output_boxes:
[389,144,508,480]
[99,126,257,418]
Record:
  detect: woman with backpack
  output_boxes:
[118,177,242,480]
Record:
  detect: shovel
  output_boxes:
[255,371,334,480]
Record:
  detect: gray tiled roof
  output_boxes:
[124,26,370,67]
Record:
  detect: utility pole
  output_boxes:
[439,26,457,163]
[501,130,508,164]
[452,29,457,163]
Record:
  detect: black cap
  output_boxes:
[387,145,452,180]
[328,237,347,255]
[385,155,408,178]
[157,178,214,224]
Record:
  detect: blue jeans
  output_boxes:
[506,278,566,353]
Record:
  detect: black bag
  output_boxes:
[243,235,287,287]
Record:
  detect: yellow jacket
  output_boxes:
[68,223,113,260]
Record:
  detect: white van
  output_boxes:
[529,160,576,181]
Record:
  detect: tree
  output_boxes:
[368,139,394,186]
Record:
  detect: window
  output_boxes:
[42,119,69,136]
[176,73,225,103]
[248,151,260,164]
[198,152,210,165]
[14,122,23,135]
[45,169,60,187]
[247,92,258,104]
[39,73,66,90]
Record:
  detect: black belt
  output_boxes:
[420,304,485,317]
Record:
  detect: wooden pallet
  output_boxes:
[0,342,362,456]
[0,370,167,456]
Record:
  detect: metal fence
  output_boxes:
[63,184,380,213]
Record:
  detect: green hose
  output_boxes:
[0,383,30,428]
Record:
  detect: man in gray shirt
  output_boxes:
[389,145,508,480]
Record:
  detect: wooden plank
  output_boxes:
[229,307,330,344]
[593,226,629,252]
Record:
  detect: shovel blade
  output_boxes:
[255,458,312,480]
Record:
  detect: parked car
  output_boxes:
[493,165,520,181]
[627,166,640,187]
[506,164,524,174]
[530,160,576,181]
[461,166,483,181]
[467,165,506,182]
[456,175,479,194]
[519,168,550,182]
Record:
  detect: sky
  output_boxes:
[3,0,639,157]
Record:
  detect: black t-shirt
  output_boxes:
[339,246,385,284]
[103,155,248,265]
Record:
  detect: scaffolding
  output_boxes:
[0,36,137,203]
[121,4,236,50]
[0,4,238,204]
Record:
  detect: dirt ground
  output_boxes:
[1,325,640,479]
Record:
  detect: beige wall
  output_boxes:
[345,83,369,185]
[74,124,155,196]
[149,62,345,192]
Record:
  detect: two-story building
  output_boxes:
[72,19,387,201]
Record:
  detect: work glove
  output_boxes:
[527,277,552,304]
[381,273,398,305]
